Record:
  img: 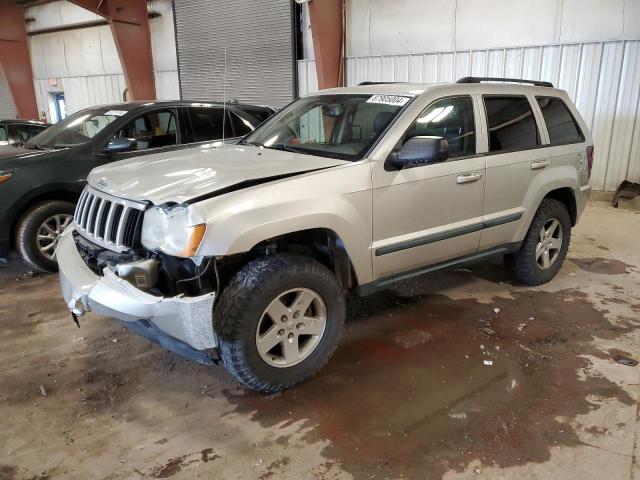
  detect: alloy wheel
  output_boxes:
[536,217,563,269]
[36,214,73,261]
[255,287,327,368]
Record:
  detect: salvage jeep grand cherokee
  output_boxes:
[57,77,593,392]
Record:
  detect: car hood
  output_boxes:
[0,145,52,164]
[88,144,350,205]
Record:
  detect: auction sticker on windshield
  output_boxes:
[104,110,128,116]
[367,95,411,107]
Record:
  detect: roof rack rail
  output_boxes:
[358,81,407,86]
[456,76,554,88]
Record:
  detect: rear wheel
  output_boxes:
[16,201,75,272]
[214,254,345,393]
[505,198,571,285]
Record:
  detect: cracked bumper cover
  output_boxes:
[57,226,217,350]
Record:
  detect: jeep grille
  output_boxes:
[74,186,146,252]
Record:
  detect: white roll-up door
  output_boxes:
[173,0,296,108]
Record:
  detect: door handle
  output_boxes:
[457,172,483,184]
[531,160,550,170]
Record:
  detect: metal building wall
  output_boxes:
[0,67,17,120]
[173,0,296,107]
[24,0,179,122]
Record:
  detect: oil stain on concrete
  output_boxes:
[570,257,635,275]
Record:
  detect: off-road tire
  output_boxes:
[504,198,571,285]
[16,201,75,272]
[214,254,346,393]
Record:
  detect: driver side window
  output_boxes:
[405,96,476,159]
[111,109,178,151]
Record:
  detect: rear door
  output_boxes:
[479,94,550,250]
[371,95,485,279]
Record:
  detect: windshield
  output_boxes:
[243,94,412,160]
[25,107,128,149]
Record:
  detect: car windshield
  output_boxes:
[242,93,412,160]
[25,107,127,149]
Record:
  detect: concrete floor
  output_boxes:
[1,200,639,480]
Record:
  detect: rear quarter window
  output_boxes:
[536,97,584,145]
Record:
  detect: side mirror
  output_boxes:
[389,136,449,170]
[105,137,136,153]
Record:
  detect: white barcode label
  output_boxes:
[367,95,411,106]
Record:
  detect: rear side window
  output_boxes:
[241,107,273,124]
[189,107,233,142]
[0,126,7,143]
[536,97,584,145]
[229,111,254,137]
[484,96,540,152]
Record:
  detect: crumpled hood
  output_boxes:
[88,144,349,205]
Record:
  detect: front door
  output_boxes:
[372,95,485,280]
[96,108,185,166]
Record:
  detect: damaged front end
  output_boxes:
[57,225,218,359]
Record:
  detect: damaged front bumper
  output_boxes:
[57,226,217,352]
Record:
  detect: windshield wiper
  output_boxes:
[238,139,265,147]
[24,144,48,150]
[265,143,301,153]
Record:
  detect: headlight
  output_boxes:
[141,205,207,257]
[0,170,13,185]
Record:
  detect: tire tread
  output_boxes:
[214,253,345,393]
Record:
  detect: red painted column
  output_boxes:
[307,0,344,90]
[70,0,156,100]
[0,1,39,120]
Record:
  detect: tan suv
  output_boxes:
[57,77,593,392]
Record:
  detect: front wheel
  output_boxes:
[16,201,75,272]
[505,198,571,285]
[214,254,346,393]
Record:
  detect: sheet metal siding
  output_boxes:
[155,71,180,100]
[33,75,126,118]
[309,40,638,191]
[174,0,295,108]
[0,67,17,120]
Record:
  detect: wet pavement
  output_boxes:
[1,200,639,480]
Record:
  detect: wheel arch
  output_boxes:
[248,227,360,291]
[9,184,83,247]
[543,187,577,226]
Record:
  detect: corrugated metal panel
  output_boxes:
[0,67,17,120]
[33,74,126,121]
[340,40,640,190]
[174,0,295,107]
[155,70,180,100]
[297,60,318,96]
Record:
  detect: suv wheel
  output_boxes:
[505,198,571,285]
[16,201,75,272]
[214,254,345,393]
